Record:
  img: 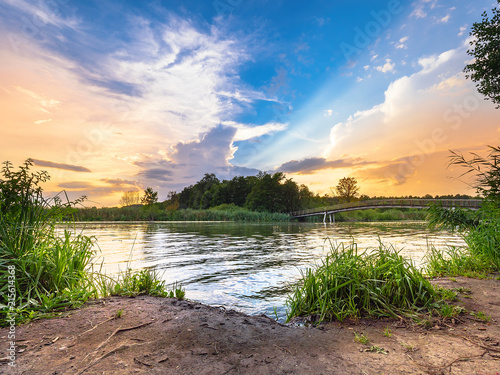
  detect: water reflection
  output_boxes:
[62,221,465,320]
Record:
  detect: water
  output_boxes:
[66,221,465,320]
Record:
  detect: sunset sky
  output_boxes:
[1,0,498,206]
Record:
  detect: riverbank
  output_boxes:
[3,276,499,375]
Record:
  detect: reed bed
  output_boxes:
[74,204,290,222]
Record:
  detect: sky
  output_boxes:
[0,0,499,206]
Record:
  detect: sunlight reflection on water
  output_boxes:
[61,221,465,320]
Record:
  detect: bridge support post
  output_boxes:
[332,214,335,223]
[323,212,326,223]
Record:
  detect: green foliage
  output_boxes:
[354,332,369,345]
[75,203,291,222]
[175,172,314,214]
[286,241,437,323]
[0,160,185,326]
[471,310,491,322]
[108,268,176,297]
[0,160,95,324]
[464,1,500,108]
[141,187,158,205]
[426,147,500,270]
[425,245,496,278]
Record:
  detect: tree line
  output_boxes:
[168,172,317,213]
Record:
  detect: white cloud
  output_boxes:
[226,121,288,141]
[375,59,395,73]
[458,26,467,36]
[396,36,409,49]
[440,14,451,23]
[325,42,499,188]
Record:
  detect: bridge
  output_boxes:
[290,199,482,222]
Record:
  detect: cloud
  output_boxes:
[410,0,438,19]
[277,157,370,175]
[395,36,409,49]
[225,121,288,142]
[325,41,499,192]
[375,59,395,73]
[133,125,259,190]
[32,159,91,172]
[440,14,451,23]
[58,181,94,189]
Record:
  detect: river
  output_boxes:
[66,221,465,321]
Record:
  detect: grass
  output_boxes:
[286,241,438,323]
[383,326,392,338]
[354,332,369,345]
[74,204,291,222]
[424,244,496,278]
[471,311,491,322]
[0,160,185,327]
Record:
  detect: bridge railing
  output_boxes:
[290,199,482,218]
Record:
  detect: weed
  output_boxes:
[354,332,369,345]
[439,304,467,318]
[453,287,471,295]
[401,342,415,352]
[366,345,387,354]
[115,309,123,319]
[434,287,458,301]
[383,326,392,338]
[471,311,491,322]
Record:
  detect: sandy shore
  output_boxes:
[1,276,499,375]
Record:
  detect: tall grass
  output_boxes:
[425,244,497,278]
[286,241,437,323]
[0,160,183,326]
[74,203,291,222]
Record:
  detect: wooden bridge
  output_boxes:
[290,199,482,222]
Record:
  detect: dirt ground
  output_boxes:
[1,276,500,375]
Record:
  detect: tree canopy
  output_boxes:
[172,172,316,213]
[464,1,500,107]
[141,187,158,206]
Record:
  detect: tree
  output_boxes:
[141,187,158,205]
[119,191,140,206]
[334,177,360,202]
[464,1,500,108]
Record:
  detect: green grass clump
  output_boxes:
[425,245,496,278]
[286,241,437,323]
